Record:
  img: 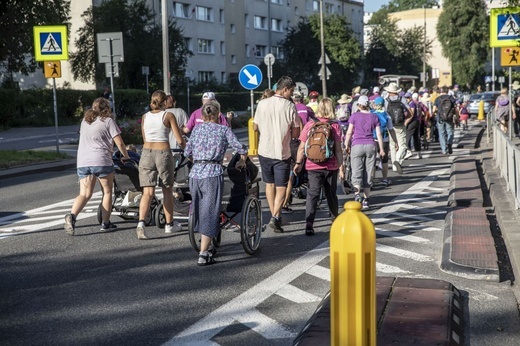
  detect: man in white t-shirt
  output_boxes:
[165,94,188,150]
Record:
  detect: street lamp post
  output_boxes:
[320,0,327,98]
[423,5,427,89]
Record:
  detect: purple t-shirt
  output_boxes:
[185,107,228,131]
[348,111,380,146]
[295,103,313,125]
[408,101,420,121]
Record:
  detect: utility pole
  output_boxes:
[423,5,427,89]
[320,0,327,98]
[162,0,170,94]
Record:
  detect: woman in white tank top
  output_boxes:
[136,90,185,240]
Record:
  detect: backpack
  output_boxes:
[335,105,350,121]
[386,97,406,126]
[439,96,455,122]
[304,120,335,163]
[372,110,388,140]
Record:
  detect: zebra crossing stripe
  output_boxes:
[371,217,441,232]
[376,243,434,262]
[236,308,297,339]
[376,263,411,274]
[375,228,430,243]
[276,284,322,303]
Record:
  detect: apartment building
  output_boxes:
[13,0,364,90]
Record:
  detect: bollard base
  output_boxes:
[293,277,464,346]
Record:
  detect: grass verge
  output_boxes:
[0,150,70,170]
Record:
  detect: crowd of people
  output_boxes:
[65,77,476,266]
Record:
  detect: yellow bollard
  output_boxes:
[247,117,258,156]
[478,99,485,121]
[330,201,376,346]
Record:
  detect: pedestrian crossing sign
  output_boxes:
[33,25,68,61]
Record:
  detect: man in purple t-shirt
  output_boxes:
[183,92,231,134]
[292,91,315,125]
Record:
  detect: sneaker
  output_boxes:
[448,146,453,154]
[165,221,182,233]
[362,199,370,210]
[415,153,422,159]
[136,222,147,240]
[404,150,413,160]
[64,213,75,236]
[382,179,392,187]
[268,216,284,233]
[354,194,362,203]
[281,206,293,214]
[197,252,216,266]
[223,223,240,232]
[100,222,117,232]
[393,161,403,175]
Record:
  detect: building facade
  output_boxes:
[11,0,364,90]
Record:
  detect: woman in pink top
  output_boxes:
[294,98,344,235]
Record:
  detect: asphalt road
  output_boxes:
[1,124,520,345]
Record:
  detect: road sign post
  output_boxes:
[45,61,62,153]
[239,64,263,156]
[97,32,124,119]
[264,53,275,89]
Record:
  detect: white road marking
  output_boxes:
[276,284,322,303]
[375,228,430,243]
[392,211,444,222]
[306,265,330,281]
[165,244,330,345]
[371,217,441,232]
[236,308,297,339]
[377,263,411,274]
[376,243,434,262]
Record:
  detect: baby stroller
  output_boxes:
[96,150,162,226]
[188,152,263,255]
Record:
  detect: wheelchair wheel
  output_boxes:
[154,202,165,228]
[240,196,262,255]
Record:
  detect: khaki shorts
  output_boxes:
[139,148,175,188]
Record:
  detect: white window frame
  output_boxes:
[254,15,267,30]
[196,6,213,22]
[220,41,225,55]
[173,2,190,18]
[198,39,214,54]
[271,18,283,32]
[198,71,215,83]
[255,45,266,58]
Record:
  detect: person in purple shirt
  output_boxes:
[343,95,385,210]
[404,92,422,159]
[292,91,315,125]
[183,92,231,134]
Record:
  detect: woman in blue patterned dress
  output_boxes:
[184,100,248,266]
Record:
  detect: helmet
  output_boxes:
[309,91,319,99]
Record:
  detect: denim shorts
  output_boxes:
[77,165,114,179]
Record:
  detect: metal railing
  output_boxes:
[487,110,520,209]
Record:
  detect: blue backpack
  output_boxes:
[372,110,388,140]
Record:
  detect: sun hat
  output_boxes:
[357,95,369,107]
[352,86,361,94]
[512,81,520,90]
[202,92,216,100]
[337,94,352,104]
[374,96,385,106]
[384,82,402,94]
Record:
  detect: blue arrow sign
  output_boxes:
[239,64,263,90]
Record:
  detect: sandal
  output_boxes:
[197,252,216,266]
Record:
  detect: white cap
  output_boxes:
[202,92,216,100]
[373,86,380,93]
[412,92,419,100]
[357,95,369,107]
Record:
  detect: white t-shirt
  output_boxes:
[253,94,299,160]
[166,107,188,150]
[77,117,120,167]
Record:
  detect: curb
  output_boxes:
[0,159,76,180]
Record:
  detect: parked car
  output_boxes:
[466,91,500,115]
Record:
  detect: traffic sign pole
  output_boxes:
[52,77,59,154]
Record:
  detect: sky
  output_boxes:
[365,0,391,13]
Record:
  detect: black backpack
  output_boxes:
[439,96,455,122]
[386,97,405,126]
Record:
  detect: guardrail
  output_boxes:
[487,109,520,209]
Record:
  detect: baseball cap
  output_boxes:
[292,91,303,99]
[357,95,369,107]
[374,96,385,106]
[373,86,380,93]
[202,92,216,100]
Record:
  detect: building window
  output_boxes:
[230,24,236,33]
[220,9,224,23]
[271,0,282,4]
[220,41,225,55]
[254,15,267,30]
[255,45,266,58]
[173,2,190,18]
[221,72,226,83]
[198,71,215,83]
[325,3,334,14]
[271,18,283,32]
[231,55,236,64]
[184,37,193,52]
[312,0,319,12]
[245,14,249,27]
[196,6,213,21]
[246,44,250,57]
[272,46,284,59]
[198,39,214,54]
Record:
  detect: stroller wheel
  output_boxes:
[153,202,165,228]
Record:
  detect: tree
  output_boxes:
[364,19,432,82]
[0,0,70,81]
[279,15,361,94]
[369,0,438,25]
[70,0,190,90]
[437,0,489,87]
